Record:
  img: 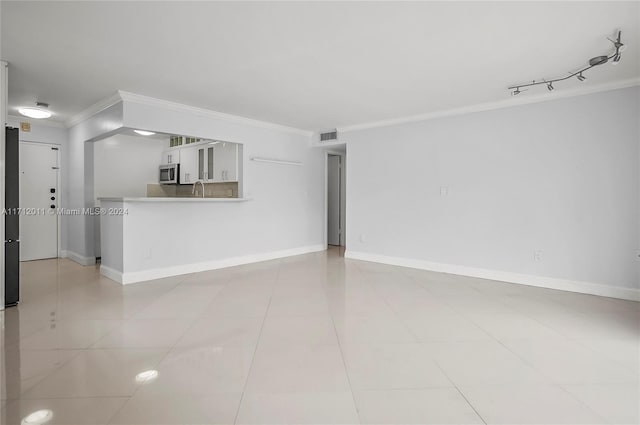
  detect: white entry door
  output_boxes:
[19,142,59,261]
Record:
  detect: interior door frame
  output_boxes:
[19,140,62,259]
[324,149,346,249]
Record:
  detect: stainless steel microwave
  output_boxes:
[159,163,179,184]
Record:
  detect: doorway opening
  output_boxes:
[19,142,60,261]
[326,150,346,252]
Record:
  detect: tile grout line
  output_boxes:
[340,260,489,424]
[12,348,84,400]
[493,328,635,424]
[451,386,488,425]
[570,338,640,375]
[231,260,281,425]
[405,273,489,425]
[326,263,365,425]
[105,273,231,424]
[554,383,610,423]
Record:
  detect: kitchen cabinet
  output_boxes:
[212,142,238,182]
[179,146,198,184]
[161,149,180,165]
[197,145,215,181]
[172,141,239,184]
[177,145,213,184]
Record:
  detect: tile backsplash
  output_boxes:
[147,182,238,198]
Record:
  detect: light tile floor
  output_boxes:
[1,247,638,424]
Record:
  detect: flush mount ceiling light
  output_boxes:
[21,409,53,425]
[18,102,52,119]
[134,130,156,136]
[509,30,624,95]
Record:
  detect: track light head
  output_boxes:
[512,88,521,96]
[608,30,625,51]
[547,82,554,91]
[577,72,586,81]
[612,53,622,64]
[589,56,609,66]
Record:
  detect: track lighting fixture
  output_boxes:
[508,30,624,95]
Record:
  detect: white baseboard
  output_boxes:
[99,264,123,283]
[60,250,96,266]
[345,250,640,302]
[101,244,326,284]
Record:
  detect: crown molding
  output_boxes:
[7,114,67,129]
[338,77,640,133]
[117,90,313,137]
[65,92,123,128]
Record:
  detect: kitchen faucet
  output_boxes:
[192,180,205,198]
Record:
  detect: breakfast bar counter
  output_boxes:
[98,196,278,285]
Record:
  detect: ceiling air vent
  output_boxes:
[320,130,338,142]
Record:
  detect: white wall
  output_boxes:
[66,102,124,264]
[101,198,325,283]
[93,133,165,257]
[121,99,325,261]
[345,87,640,299]
[7,116,68,146]
[65,94,324,270]
[93,133,165,199]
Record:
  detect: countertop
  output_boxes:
[98,197,251,203]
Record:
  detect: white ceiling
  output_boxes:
[1,1,638,131]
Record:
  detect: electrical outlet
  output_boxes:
[533,250,542,261]
[360,234,367,243]
[144,247,152,259]
[440,187,449,197]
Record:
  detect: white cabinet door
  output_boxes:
[213,143,238,182]
[179,146,198,184]
[161,150,180,165]
[196,146,215,181]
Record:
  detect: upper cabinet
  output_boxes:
[161,149,180,165]
[212,142,238,182]
[197,145,215,181]
[162,137,240,184]
[179,146,198,184]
